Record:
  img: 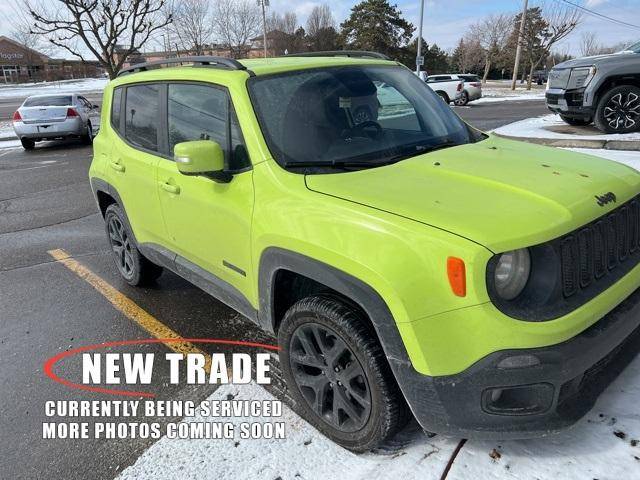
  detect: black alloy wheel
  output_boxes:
[107,214,135,280]
[278,294,410,452]
[595,85,640,134]
[104,204,163,286]
[290,322,372,432]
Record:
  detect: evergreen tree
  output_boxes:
[339,0,414,59]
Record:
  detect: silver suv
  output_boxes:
[546,40,640,133]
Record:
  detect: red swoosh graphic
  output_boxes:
[43,338,280,398]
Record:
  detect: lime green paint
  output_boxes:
[90,58,640,378]
[174,140,225,174]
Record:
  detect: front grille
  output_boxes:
[545,93,560,105]
[560,196,640,299]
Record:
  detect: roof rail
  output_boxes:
[286,51,391,60]
[117,56,250,77]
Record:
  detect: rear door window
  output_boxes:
[124,84,159,151]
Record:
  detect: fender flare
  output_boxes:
[257,247,445,421]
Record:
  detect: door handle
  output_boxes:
[160,182,180,195]
[110,161,125,172]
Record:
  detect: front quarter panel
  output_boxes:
[251,160,493,328]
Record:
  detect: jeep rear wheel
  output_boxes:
[278,294,410,452]
[594,85,640,134]
[104,204,163,286]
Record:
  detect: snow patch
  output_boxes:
[494,114,640,141]
[0,78,108,99]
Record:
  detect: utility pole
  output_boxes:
[511,0,528,91]
[416,0,425,74]
[258,0,269,58]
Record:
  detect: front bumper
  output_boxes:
[13,118,84,140]
[545,88,594,119]
[394,287,640,438]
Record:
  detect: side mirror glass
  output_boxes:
[174,140,231,182]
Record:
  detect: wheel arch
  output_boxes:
[593,74,640,107]
[90,178,138,244]
[258,248,412,365]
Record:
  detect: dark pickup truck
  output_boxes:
[546,40,640,134]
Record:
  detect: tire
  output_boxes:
[21,138,35,150]
[435,91,450,104]
[559,115,592,126]
[454,90,469,106]
[278,294,410,452]
[104,204,163,286]
[594,85,640,134]
[82,122,93,145]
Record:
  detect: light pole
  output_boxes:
[511,0,528,91]
[416,0,425,74]
[258,0,269,58]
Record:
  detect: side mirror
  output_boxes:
[174,140,231,183]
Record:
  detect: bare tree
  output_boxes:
[451,35,484,74]
[23,0,172,79]
[306,4,338,51]
[520,3,582,89]
[266,11,302,54]
[579,31,599,57]
[473,14,512,83]
[213,0,261,58]
[165,0,214,55]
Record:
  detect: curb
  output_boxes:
[493,132,640,151]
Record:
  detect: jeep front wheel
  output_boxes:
[594,85,640,134]
[278,294,409,452]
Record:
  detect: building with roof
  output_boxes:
[0,36,103,83]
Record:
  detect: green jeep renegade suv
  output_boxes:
[89,53,640,451]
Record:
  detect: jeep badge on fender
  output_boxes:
[595,192,617,206]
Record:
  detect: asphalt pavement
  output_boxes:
[0,100,548,479]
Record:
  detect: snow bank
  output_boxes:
[117,382,460,480]
[473,84,545,104]
[495,114,640,141]
[0,78,108,99]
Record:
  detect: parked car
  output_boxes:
[531,70,549,85]
[426,74,482,106]
[91,53,640,452]
[546,39,640,133]
[422,74,464,104]
[12,94,100,150]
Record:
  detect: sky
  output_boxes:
[0,0,638,58]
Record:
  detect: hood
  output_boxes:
[305,136,640,252]
[554,51,637,69]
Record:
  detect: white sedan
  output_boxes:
[12,94,100,150]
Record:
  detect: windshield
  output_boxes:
[248,65,483,172]
[624,41,640,53]
[23,96,72,107]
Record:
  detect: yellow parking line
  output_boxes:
[47,248,208,362]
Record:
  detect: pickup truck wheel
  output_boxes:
[436,91,450,104]
[454,91,469,106]
[20,138,35,150]
[559,115,592,126]
[104,204,163,286]
[594,85,640,134]
[278,294,410,452]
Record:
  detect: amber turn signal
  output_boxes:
[447,257,466,297]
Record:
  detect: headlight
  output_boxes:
[567,66,596,89]
[494,249,531,300]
